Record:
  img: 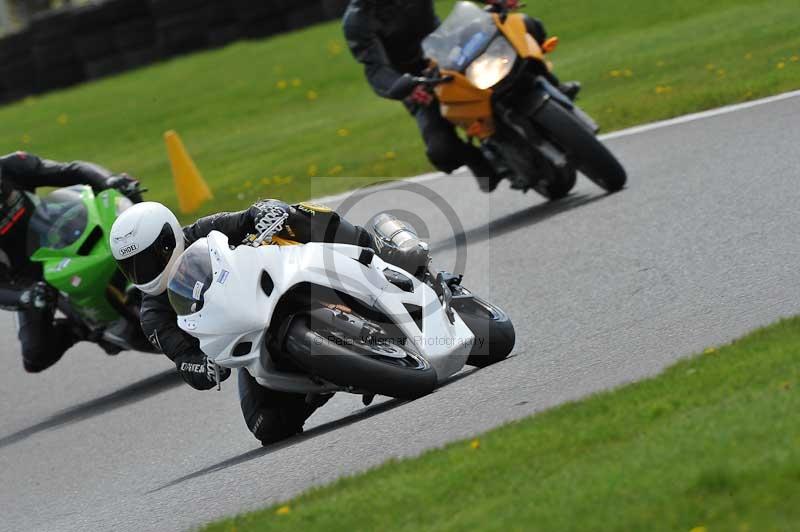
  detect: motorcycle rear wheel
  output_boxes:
[283,314,438,399]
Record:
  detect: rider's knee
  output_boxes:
[425,136,464,173]
[238,370,310,445]
[244,408,301,445]
[22,348,54,373]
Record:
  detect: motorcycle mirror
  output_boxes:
[387,74,418,99]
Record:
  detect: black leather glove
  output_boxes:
[175,352,231,391]
[105,173,145,203]
[19,281,58,311]
[247,201,291,245]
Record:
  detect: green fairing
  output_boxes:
[29,186,130,323]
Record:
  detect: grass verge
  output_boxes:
[203,316,800,532]
[2,0,799,220]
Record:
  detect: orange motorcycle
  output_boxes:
[391,0,626,199]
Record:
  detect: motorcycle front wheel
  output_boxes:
[282,314,438,399]
[451,290,516,368]
[533,100,627,192]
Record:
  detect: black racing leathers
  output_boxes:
[139,200,374,444]
[0,151,113,372]
[343,0,498,179]
[343,1,556,185]
[140,200,373,369]
[0,151,112,307]
[343,0,439,100]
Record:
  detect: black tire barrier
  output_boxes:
[0,29,32,61]
[232,0,295,20]
[28,8,85,93]
[148,0,214,19]
[114,18,157,50]
[209,2,238,26]
[322,0,351,19]
[74,30,118,62]
[238,16,287,40]
[123,47,159,69]
[85,54,128,80]
[156,10,212,58]
[286,1,327,31]
[0,57,37,101]
[29,8,75,44]
[0,0,345,104]
[207,24,241,49]
[36,63,85,92]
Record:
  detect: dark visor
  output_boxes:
[117,223,177,285]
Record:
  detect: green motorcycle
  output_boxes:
[26,185,157,353]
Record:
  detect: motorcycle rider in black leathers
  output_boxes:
[0,151,139,372]
[343,0,579,192]
[113,199,426,445]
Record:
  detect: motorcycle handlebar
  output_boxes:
[412,76,454,86]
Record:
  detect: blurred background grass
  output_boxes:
[1,0,798,220]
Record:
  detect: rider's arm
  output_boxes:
[140,292,199,362]
[343,6,406,100]
[247,199,374,247]
[182,209,255,245]
[0,152,111,191]
[140,291,227,390]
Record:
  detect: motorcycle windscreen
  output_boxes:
[26,186,88,254]
[167,240,214,316]
[422,1,498,72]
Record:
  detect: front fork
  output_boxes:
[488,76,598,172]
[522,76,599,133]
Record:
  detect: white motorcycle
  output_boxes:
[166,216,515,400]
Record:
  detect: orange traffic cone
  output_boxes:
[164,130,213,214]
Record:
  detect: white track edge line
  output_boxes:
[314,89,800,205]
[599,88,800,140]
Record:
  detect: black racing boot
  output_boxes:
[100,318,135,354]
[475,143,513,193]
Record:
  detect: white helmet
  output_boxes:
[109,202,184,296]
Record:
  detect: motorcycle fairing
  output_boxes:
[175,231,474,390]
[494,13,544,61]
[28,186,129,323]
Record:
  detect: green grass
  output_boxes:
[2,0,799,220]
[202,317,800,532]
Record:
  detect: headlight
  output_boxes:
[466,36,516,90]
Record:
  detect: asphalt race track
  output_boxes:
[2,92,799,531]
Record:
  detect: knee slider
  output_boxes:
[22,352,51,373]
